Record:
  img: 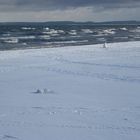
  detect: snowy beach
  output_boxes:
[0,41,140,140]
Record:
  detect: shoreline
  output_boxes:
[0,40,140,52]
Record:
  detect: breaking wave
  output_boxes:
[0,23,140,50]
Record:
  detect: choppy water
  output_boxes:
[0,22,140,50]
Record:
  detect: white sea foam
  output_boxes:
[103,29,116,34]
[0,36,36,41]
[69,30,77,35]
[22,42,27,45]
[42,31,49,34]
[44,40,88,45]
[17,36,36,39]
[43,29,65,35]
[39,35,51,39]
[120,27,128,31]
[81,29,93,34]
[57,30,65,34]
[135,28,140,33]
[2,33,11,37]
[49,29,58,34]
[4,38,19,44]
[21,27,35,30]
[44,27,50,31]
[0,35,36,44]
[133,36,140,39]
[42,29,60,36]
[130,29,140,33]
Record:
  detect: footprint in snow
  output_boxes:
[3,135,18,139]
[32,88,55,94]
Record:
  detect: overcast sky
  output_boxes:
[0,0,140,22]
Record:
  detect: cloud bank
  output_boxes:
[0,0,140,11]
[0,0,140,21]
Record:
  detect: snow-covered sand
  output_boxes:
[0,41,140,140]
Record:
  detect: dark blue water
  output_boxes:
[0,23,140,50]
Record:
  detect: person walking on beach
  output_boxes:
[103,41,107,48]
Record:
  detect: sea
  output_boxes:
[0,22,140,50]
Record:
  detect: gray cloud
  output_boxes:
[0,0,140,11]
[0,0,140,22]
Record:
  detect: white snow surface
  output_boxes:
[0,41,140,140]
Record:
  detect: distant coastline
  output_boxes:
[0,20,140,26]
